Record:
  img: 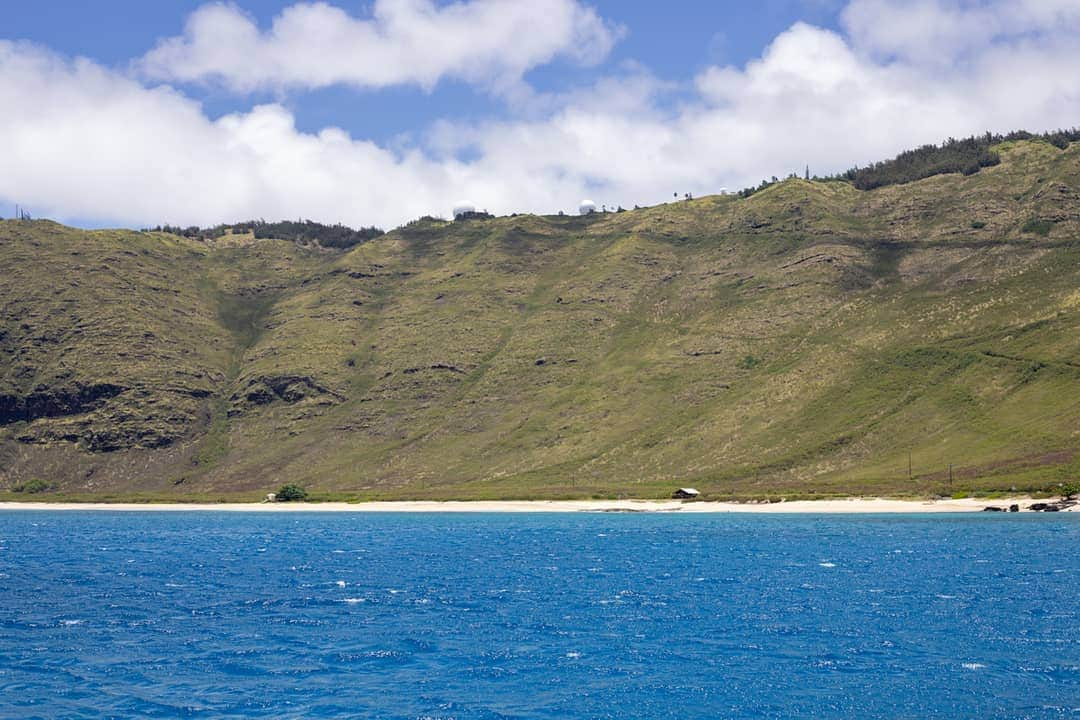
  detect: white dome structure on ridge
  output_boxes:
[452,201,477,219]
[578,199,597,215]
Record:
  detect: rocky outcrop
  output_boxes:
[0,383,126,425]
[9,394,199,453]
[1029,500,1078,512]
[230,375,344,414]
[402,364,467,375]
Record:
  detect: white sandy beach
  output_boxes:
[0,497,1072,513]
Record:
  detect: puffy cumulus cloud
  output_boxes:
[0,43,484,228]
[3,0,1080,230]
[842,0,1080,63]
[137,0,621,95]
[0,38,592,228]
[435,12,1080,207]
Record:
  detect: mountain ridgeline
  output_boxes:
[1,138,1079,501]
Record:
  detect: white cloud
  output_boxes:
[841,0,1080,64]
[2,0,1079,230]
[137,0,621,95]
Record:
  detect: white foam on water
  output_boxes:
[566,651,582,658]
[962,662,986,670]
[335,580,346,588]
[341,598,367,604]
[60,619,83,626]
[936,594,957,600]
[819,562,836,568]
[366,649,398,658]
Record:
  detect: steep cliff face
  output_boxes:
[1,140,1078,500]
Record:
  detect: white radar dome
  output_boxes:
[578,199,597,215]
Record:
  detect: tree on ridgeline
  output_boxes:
[145,219,385,249]
[734,128,1080,199]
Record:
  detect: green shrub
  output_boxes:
[276,484,308,502]
[12,479,52,494]
[1019,361,1047,384]
[738,355,761,370]
[970,221,986,229]
[1059,482,1079,500]
[1047,134,1071,150]
[1021,218,1053,236]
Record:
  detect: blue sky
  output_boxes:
[1,1,1077,228]
[4,1,844,143]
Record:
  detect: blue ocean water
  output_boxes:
[0,512,1076,719]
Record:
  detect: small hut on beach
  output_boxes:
[672,488,700,500]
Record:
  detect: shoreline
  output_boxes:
[0,497,1073,513]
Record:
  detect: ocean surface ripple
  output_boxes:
[0,512,1076,719]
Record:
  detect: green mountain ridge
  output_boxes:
[2,139,1078,500]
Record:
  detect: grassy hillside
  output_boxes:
[2,139,1078,501]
